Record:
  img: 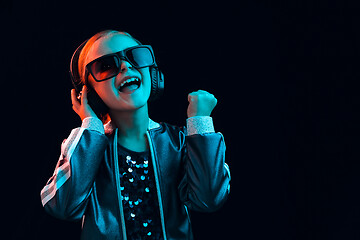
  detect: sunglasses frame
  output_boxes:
[85,45,156,82]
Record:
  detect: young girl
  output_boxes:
[40,30,230,240]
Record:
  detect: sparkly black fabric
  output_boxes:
[118,144,164,240]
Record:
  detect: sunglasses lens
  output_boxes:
[90,56,120,81]
[88,46,155,81]
[126,47,154,68]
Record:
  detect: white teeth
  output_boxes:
[120,77,139,88]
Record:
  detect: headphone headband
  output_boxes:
[69,39,89,92]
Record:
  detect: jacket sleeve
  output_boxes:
[40,117,108,220]
[178,116,231,212]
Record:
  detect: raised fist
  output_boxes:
[187,90,218,118]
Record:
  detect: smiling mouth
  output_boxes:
[118,77,141,93]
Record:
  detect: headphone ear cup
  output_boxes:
[69,39,108,120]
[149,67,164,102]
[69,71,83,95]
[86,86,109,119]
[69,39,88,94]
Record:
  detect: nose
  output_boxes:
[120,60,133,73]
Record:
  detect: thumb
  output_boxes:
[188,92,196,103]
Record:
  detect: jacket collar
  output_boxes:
[104,118,160,136]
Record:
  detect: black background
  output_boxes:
[3,0,360,239]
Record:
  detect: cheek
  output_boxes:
[89,78,117,99]
[140,68,152,91]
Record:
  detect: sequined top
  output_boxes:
[118,144,164,240]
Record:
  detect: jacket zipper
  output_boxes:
[146,130,168,240]
[113,129,128,240]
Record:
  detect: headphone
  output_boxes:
[69,38,164,119]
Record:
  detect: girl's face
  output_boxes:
[84,34,151,112]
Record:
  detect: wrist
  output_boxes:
[187,114,210,118]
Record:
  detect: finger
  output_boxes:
[213,96,218,105]
[188,93,196,102]
[199,90,214,99]
[71,89,80,109]
[197,89,208,93]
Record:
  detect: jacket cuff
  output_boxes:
[186,116,215,136]
[81,117,105,135]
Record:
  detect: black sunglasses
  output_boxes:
[85,45,156,82]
